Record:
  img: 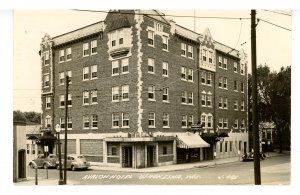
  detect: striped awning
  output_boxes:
[177,133,210,149]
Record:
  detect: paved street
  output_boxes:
[23,155,290,185]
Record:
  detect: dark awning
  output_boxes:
[39,134,57,140]
[201,131,229,138]
[217,131,229,138]
[27,135,40,140]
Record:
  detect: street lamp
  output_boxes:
[55,124,64,185]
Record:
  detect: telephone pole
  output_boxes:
[251,9,261,185]
[63,75,69,184]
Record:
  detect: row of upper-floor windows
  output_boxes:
[218,56,245,75]
[218,118,246,129]
[218,77,245,93]
[42,40,98,66]
[219,98,245,111]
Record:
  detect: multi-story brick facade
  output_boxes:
[39,10,248,168]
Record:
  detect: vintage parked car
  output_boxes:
[242,152,266,162]
[56,154,90,171]
[29,154,58,169]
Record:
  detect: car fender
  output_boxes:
[29,161,38,168]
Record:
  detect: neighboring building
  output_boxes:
[26,123,43,164]
[13,122,27,182]
[39,10,248,168]
[259,122,276,152]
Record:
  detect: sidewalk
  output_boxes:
[15,177,79,186]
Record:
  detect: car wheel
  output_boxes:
[71,165,76,171]
[56,165,60,170]
[43,164,48,169]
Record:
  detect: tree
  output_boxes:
[248,65,291,153]
[13,110,41,124]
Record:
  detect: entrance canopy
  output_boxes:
[176,133,210,149]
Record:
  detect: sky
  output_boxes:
[13,9,292,113]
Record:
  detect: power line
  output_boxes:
[71,9,251,20]
[227,18,243,55]
[257,18,291,31]
[262,10,292,17]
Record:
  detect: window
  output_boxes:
[45,116,51,127]
[239,141,242,151]
[241,101,245,111]
[223,58,227,69]
[219,97,223,109]
[148,112,155,127]
[220,142,223,153]
[163,113,169,127]
[91,90,98,104]
[83,67,89,80]
[155,22,163,31]
[148,85,155,100]
[208,51,213,63]
[188,115,193,127]
[202,94,206,106]
[91,65,97,79]
[46,97,51,109]
[241,82,245,93]
[234,119,239,129]
[241,64,245,75]
[65,48,71,61]
[201,72,206,84]
[83,116,90,129]
[121,58,129,74]
[223,118,228,128]
[111,31,117,47]
[162,35,168,50]
[148,30,154,46]
[188,69,193,82]
[112,86,119,102]
[27,144,30,154]
[122,85,129,101]
[112,60,119,75]
[225,141,228,152]
[187,45,193,58]
[59,49,65,62]
[218,56,222,68]
[181,43,186,56]
[59,72,65,85]
[181,91,187,104]
[44,74,50,88]
[148,58,155,73]
[207,115,212,128]
[218,77,223,88]
[234,81,238,91]
[234,100,238,111]
[67,94,72,106]
[223,98,228,109]
[162,62,168,76]
[59,95,65,107]
[122,113,129,127]
[207,73,211,85]
[163,146,167,155]
[44,51,49,65]
[67,117,72,129]
[112,113,119,127]
[218,118,223,128]
[207,95,212,107]
[111,147,117,156]
[162,87,169,102]
[91,40,97,54]
[241,119,245,128]
[60,118,65,129]
[181,115,187,128]
[181,67,187,80]
[188,92,193,105]
[119,30,124,45]
[234,62,237,73]
[223,77,228,89]
[201,115,206,128]
[92,115,98,128]
[66,71,72,83]
[202,49,207,61]
[230,141,233,151]
[83,91,89,105]
[83,43,89,56]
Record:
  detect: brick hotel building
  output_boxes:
[39,10,249,168]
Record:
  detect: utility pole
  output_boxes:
[63,75,69,185]
[251,9,261,185]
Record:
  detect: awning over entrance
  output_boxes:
[176,133,210,149]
